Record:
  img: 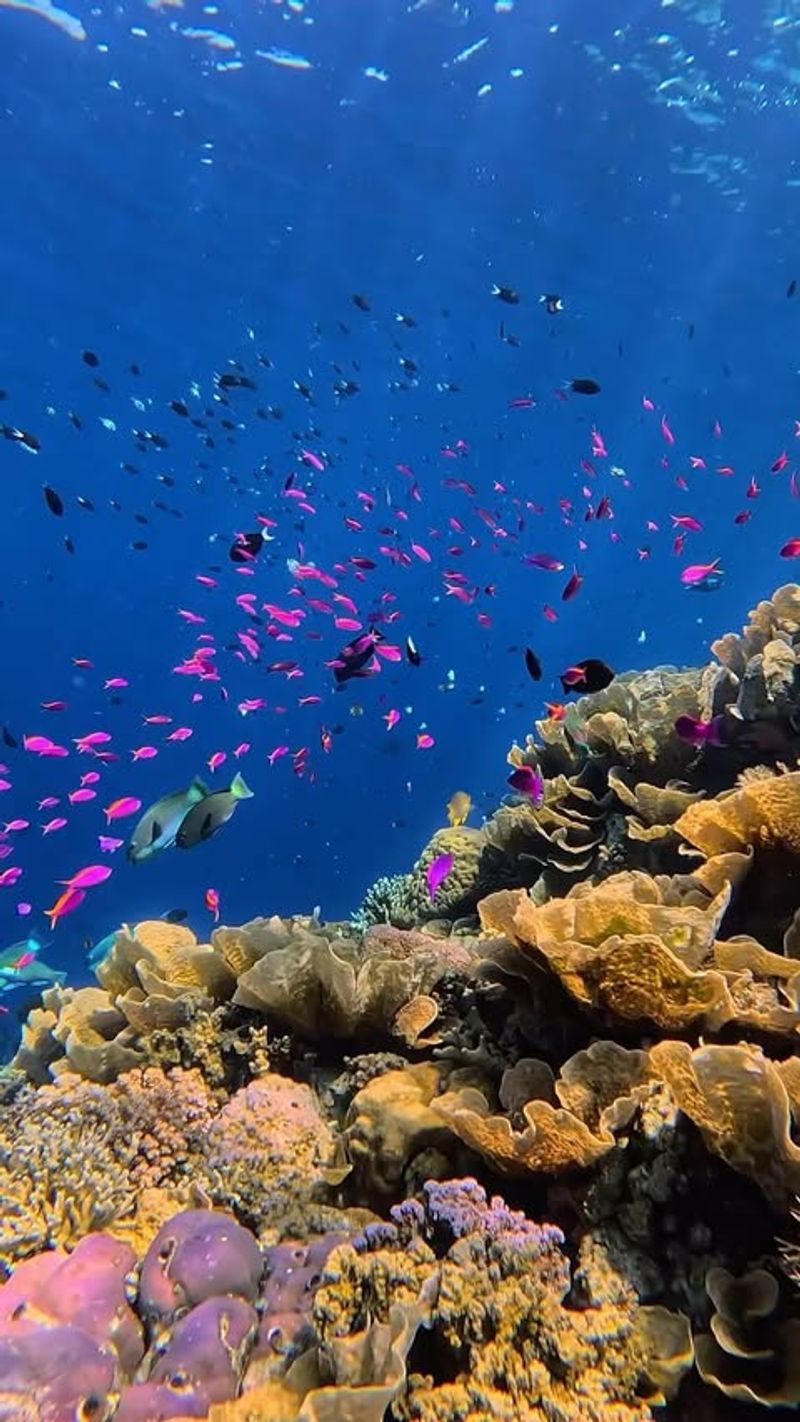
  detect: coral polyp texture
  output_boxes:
[8,587,800,1419]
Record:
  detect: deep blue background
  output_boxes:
[0,0,799,990]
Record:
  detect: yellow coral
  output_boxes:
[675,770,800,856]
[648,1040,800,1204]
[344,1063,454,1196]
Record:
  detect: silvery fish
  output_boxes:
[175,773,254,849]
[127,776,210,864]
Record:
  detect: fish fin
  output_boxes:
[189,776,211,801]
[149,819,162,846]
[200,811,215,840]
[230,773,254,800]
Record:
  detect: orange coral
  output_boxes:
[675,770,800,857]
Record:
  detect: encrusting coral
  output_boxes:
[9,585,800,1420]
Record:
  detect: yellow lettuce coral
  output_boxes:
[675,769,800,857]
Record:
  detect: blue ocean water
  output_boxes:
[0,0,798,1010]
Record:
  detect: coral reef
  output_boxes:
[9,585,800,1419]
[313,1177,667,1421]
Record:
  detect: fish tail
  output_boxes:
[230,772,254,800]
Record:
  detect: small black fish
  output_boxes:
[130,363,141,376]
[334,630,383,685]
[2,726,18,749]
[395,312,416,327]
[230,530,266,564]
[406,635,422,668]
[76,495,94,511]
[569,378,601,396]
[82,350,100,367]
[43,485,64,517]
[541,294,563,314]
[163,907,189,924]
[492,285,519,304]
[559,658,615,695]
[2,425,40,453]
[131,540,148,550]
[499,321,520,347]
[170,399,189,416]
[352,294,371,312]
[524,647,542,682]
[216,372,256,392]
[64,536,75,554]
[788,279,797,298]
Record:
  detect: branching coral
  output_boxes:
[314,1178,660,1422]
[0,1066,214,1268]
[0,1065,343,1269]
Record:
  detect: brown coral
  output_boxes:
[675,770,800,857]
[694,1263,800,1406]
[648,1040,800,1205]
[343,1063,457,1198]
[232,918,477,1040]
[433,1041,654,1177]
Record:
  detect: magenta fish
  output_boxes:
[507,765,545,807]
[60,864,113,891]
[524,553,565,572]
[673,714,725,748]
[426,852,454,901]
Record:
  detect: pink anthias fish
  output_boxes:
[507,764,545,807]
[45,885,86,928]
[0,867,23,887]
[74,731,112,751]
[59,864,113,891]
[131,746,158,761]
[384,709,401,730]
[41,817,68,835]
[104,797,142,823]
[416,732,435,750]
[680,559,722,586]
[674,714,725,749]
[524,552,564,572]
[98,836,124,853]
[68,789,97,804]
[426,852,454,902]
[24,735,69,757]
